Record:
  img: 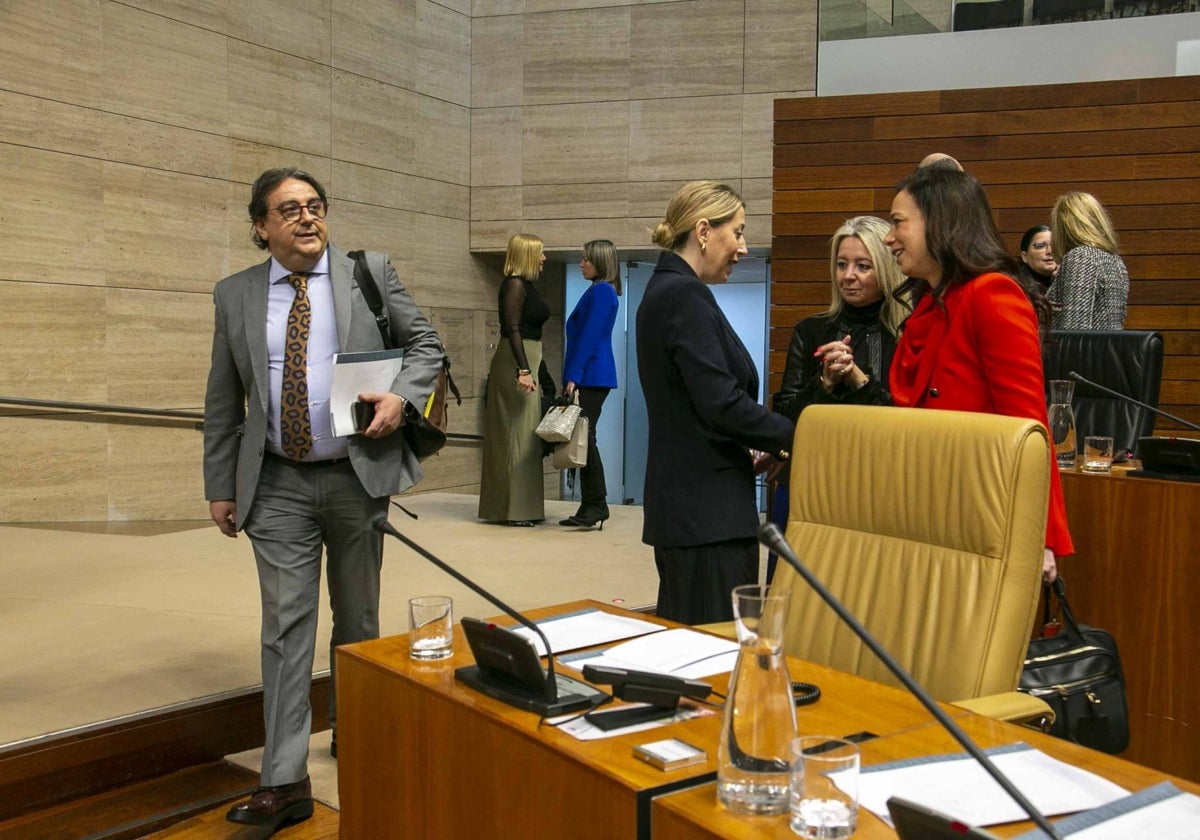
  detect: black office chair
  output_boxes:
[1032,0,1106,23]
[953,0,1024,30]
[1043,330,1164,457]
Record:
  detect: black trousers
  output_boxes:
[575,386,610,515]
[654,537,759,625]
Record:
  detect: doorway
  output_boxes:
[561,257,772,510]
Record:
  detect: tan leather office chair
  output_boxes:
[775,404,1052,724]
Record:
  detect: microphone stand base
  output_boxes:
[455,665,604,717]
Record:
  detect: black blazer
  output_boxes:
[636,251,794,549]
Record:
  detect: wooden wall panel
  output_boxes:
[773,75,1200,432]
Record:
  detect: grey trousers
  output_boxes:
[243,454,388,786]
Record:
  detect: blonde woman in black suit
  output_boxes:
[636,182,794,624]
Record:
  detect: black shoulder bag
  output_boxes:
[1018,576,1129,754]
[348,250,461,461]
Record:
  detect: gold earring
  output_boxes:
[700,239,707,253]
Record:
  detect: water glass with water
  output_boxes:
[1083,435,1114,473]
[789,736,859,838]
[409,595,453,660]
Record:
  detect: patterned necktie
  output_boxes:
[280,273,313,460]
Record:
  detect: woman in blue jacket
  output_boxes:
[560,239,621,529]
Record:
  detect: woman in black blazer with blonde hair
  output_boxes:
[636,181,794,624]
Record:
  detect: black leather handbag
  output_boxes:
[1019,577,1129,754]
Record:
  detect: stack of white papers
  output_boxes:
[561,627,739,679]
[859,743,1128,827]
[1013,782,1200,839]
[505,608,664,656]
[329,349,405,437]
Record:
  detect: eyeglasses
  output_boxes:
[270,200,327,222]
[1030,241,1052,251]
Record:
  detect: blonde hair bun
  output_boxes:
[655,181,745,253]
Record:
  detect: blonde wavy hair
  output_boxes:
[826,216,908,338]
[651,181,744,252]
[503,233,544,281]
[1050,192,1119,261]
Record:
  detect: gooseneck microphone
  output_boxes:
[371,512,561,703]
[1066,370,1200,432]
[758,523,1062,839]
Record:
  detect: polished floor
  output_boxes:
[2,492,660,755]
[4,492,669,823]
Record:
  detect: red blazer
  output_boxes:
[890,272,1074,557]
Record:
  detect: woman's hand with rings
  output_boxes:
[816,334,855,382]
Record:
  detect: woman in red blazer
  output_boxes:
[885,167,1073,580]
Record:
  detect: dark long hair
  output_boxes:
[893,167,1050,330]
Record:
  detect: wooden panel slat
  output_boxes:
[773,76,1200,433]
[775,126,1200,168]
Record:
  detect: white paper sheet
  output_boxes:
[329,349,404,437]
[859,743,1129,828]
[1013,782,1200,839]
[505,608,664,656]
[559,628,739,679]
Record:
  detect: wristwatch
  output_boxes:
[515,368,532,379]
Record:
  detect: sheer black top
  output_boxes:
[498,275,551,371]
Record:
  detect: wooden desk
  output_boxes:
[652,711,1200,839]
[1058,466,1200,781]
[336,600,973,840]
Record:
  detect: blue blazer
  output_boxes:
[563,281,619,388]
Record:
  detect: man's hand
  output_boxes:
[210,500,238,538]
[358,391,406,438]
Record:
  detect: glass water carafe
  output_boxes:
[1048,379,1078,470]
[717,583,797,816]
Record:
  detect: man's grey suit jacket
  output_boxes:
[203,245,443,530]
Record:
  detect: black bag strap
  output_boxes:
[348,250,461,409]
[348,249,393,350]
[444,354,462,406]
[1047,577,1085,640]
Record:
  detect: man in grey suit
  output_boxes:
[204,168,442,830]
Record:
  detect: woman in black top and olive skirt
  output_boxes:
[479,234,551,526]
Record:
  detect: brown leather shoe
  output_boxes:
[226,776,313,829]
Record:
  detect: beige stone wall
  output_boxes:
[471,0,818,256]
[0,0,478,521]
[0,0,818,522]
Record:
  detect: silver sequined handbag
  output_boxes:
[536,393,582,443]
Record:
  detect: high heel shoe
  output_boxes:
[505,520,535,527]
[563,511,609,530]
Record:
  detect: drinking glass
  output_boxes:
[409,595,453,660]
[789,736,859,839]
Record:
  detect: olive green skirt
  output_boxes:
[478,339,545,522]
